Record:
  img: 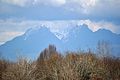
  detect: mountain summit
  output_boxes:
[0,25,120,60]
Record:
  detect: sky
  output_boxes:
[0,0,120,44]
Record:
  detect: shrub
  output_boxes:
[0,45,120,80]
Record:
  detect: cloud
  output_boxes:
[79,20,120,33]
[0,31,23,45]
[0,0,120,21]
[0,0,97,13]
[33,0,66,6]
[0,0,66,7]
[90,0,120,17]
[64,0,97,13]
[0,19,119,33]
[0,0,30,7]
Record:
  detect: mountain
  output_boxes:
[0,27,63,60]
[64,24,94,51]
[64,24,120,55]
[0,24,120,60]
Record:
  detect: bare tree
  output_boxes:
[97,40,112,57]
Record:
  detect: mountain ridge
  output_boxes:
[0,24,120,60]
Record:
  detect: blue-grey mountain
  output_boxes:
[0,24,120,60]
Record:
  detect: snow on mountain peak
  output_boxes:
[23,25,70,41]
[24,25,49,40]
[23,23,92,41]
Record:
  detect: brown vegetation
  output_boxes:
[0,45,120,80]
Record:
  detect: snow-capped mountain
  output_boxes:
[0,24,120,60]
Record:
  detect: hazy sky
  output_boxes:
[0,0,120,44]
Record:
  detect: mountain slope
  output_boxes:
[64,24,120,56]
[0,24,120,60]
[0,27,63,60]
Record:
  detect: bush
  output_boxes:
[0,45,120,80]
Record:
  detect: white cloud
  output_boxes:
[64,0,97,13]
[35,0,97,13]
[1,0,120,15]
[0,31,24,45]
[79,20,119,33]
[90,0,120,17]
[0,19,119,33]
[0,0,66,7]
[33,0,66,6]
[0,0,30,7]
[0,0,97,13]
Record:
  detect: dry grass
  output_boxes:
[0,45,120,80]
